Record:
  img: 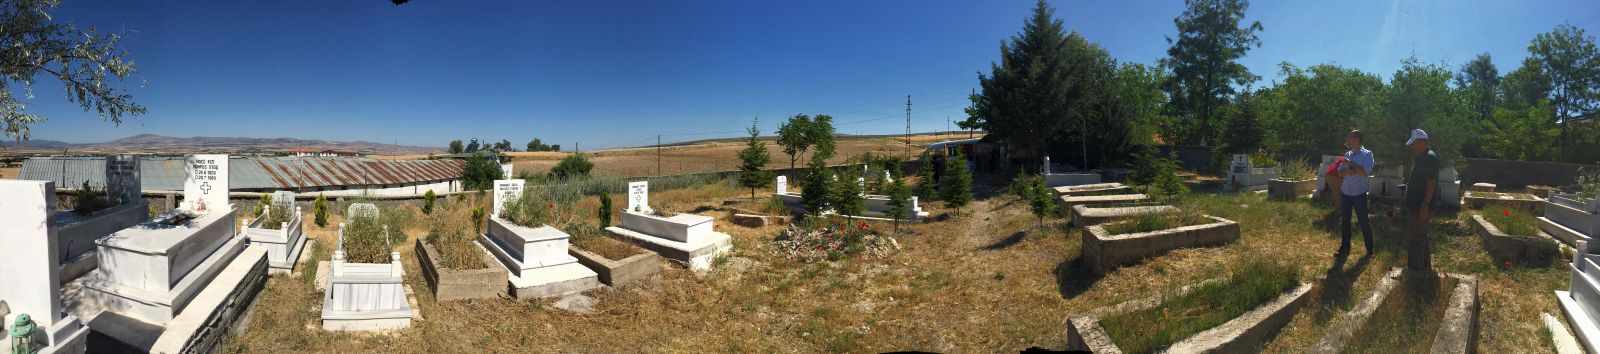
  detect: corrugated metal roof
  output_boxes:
[19,156,462,191]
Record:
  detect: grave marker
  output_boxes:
[347,203,380,221]
[1044,155,1051,174]
[775,176,787,194]
[628,181,650,214]
[492,179,525,218]
[183,154,229,212]
[501,164,513,179]
[272,191,297,206]
[105,155,141,205]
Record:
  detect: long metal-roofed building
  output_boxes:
[20,156,464,195]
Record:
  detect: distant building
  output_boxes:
[290,148,359,157]
[20,156,462,194]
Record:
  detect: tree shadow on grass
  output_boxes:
[1314,251,1373,323]
[983,231,1027,251]
[1055,256,1104,299]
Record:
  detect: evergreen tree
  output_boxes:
[598,193,613,229]
[885,176,914,232]
[737,119,774,199]
[1027,174,1056,229]
[800,160,832,216]
[941,151,974,215]
[1161,0,1264,146]
[831,166,865,222]
[1220,90,1265,154]
[313,193,329,228]
[915,154,939,200]
[422,189,436,214]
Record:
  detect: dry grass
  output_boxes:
[1343,275,1456,353]
[225,172,1564,353]
[507,134,977,178]
[574,235,645,261]
[0,166,19,179]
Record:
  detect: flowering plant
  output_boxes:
[775,221,897,262]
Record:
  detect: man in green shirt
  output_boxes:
[1403,129,1439,272]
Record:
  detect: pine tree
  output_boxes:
[737,119,774,199]
[885,176,914,232]
[800,160,832,216]
[941,151,974,215]
[313,194,329,228]
[598,193,613,229]
[915,155,939,200]
[1027,174,1057,229]
[423,189,436,214]
[831,167,865,222]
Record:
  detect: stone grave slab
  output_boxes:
[481,219,599,298]
[322,220,413,331]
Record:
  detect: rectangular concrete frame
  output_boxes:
[1311,268,1480,354]
[570,245,661,287]
[1471,214,1560,264]
[1462,191,1546,212]
[322,261,412,331]
[1066,280,1312,353]
[1058,194,1150,216]
[1070,204,1179,229]
[1044,173,1102,188]
[1082,215,1239,274]
[604,226,731,270]
[1051,183,1129,198]
[1543,195,1600,248]
[243,206,307,274]
[479,219,600,299]
[415,239,509,301]
[56,200,151,283]
[1267,178,1315,200]
[88,246,268,353]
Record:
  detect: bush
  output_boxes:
[597,193,613,229]
[549,153,594,180]
[313,194,329,227]
[801,160,832,215]
[1578,167,1600,199]
[470,206,486,235]
[940,151,973,214]
[1249,153,1279,168]
[71,180,113,215]
[423,189,436,214]
[462,153,503,191]
[251,193,272,217]
[1026,174,1056,228]
[1278,156,1315,181]
[342,216,393,264]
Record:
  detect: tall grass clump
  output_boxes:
[1278,156,1315,181]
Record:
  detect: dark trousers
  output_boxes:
[1339,193,1374,251]
[1405,209,1433,271]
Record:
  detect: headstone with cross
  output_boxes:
[182,154,229,212]
[501,164,514,179]
[104,155,141,206]
[271,191,297,215]
[492,179,524,218]
[628,181,651,214]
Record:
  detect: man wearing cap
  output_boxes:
[1403,129,1439,271]
[1336,130,1375,257]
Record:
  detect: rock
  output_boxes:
[553,294,598,313]
[732,213,769,227]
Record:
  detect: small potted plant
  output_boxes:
[1268,157,1316,200]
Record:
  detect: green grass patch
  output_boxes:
[1482,203,1539,236]
[1342,275,1457,353]
[1100,258,1300,354]
[1104,212,1215,235]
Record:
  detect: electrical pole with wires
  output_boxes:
[656,135,662,176]
[905,95,911,160]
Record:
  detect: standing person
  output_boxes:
[1336,130,1375,256]
[1402,129,1439,271]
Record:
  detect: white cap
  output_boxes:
[1405,129,1429,146]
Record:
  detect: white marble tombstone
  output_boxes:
[501,163,513,179]
[1044,155,1052,174]
[105,155,141,205]
[858,176,866,196]
[271,191,296,206]
[183,154,229,212]
[628,181,651,214]
[775,176,787,194]
[0,180,89,353]
[347,203,380,221]
[492,179,525,218]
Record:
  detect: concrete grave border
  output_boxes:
[1058,194,1150,216]
[1267,178,1315,200]
[1463,191,1546,212]
[570,242,660,287]
[1066,280,1313,353]
[1070,204,1179,229]
[1471,214,1560,264]
[1082,215,1239,274]
[1310,268,1480,354]
[415,239,509,301]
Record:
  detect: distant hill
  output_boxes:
[0,134,442,156]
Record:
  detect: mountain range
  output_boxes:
[1,134,442,156]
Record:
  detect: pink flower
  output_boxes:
[1503,210,1510,216]
[1504,260,1511,266]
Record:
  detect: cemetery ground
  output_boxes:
[224,174,1564,353]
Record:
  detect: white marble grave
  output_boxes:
[501,163,514,179]
[608,181,733,270]
[772,176,927,220]
[243,191,307,274]
[478,182,599,298]
[1042,156,1103,187]
[1542,193,1600,247]
[1224,154,1280,192]
[0,180,90,354]
[322,204,413,331]
[1557,240,1600,353]
[55,155,150,282]
[492,179,524,218]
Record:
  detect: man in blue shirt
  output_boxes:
[1337,130,1375,256]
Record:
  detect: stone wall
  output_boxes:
[1464,158,1600,189]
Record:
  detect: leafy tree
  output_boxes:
[422,189,436,214]
[550,144,560,152]
[885,176,913,231]
[548,153,593,180]
[0,0,147,143]
[1501,57,1552,110]
[461,152,504,190]
[1528,23,1599,126]
[1026,174,1057,229]
[800,160,831,216]
[941,151,973,215]
[776,114,813,168]
[1482,102,1561,161]
[1259,63,1383,154]
[1368,57,1468,169]
[737,118,774,199]
[1117,63,1171,145]
[1160,0,1264,146]
[492,139,515,152]
[969,0,1119,169]
[1457,53,1501,123]
[597,193,613,229]
[313,194,329,227]
[808,114,836,163]
[830,166,865,222]
[1219,89,1264,155]
[448,140,464,154]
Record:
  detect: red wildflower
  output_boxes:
[548,203,553,209]
[1504,260,1512,266]
[1503,210,1510,216]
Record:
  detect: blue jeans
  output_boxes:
[1340,193,1374,251]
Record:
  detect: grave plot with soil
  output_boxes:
[1069,259,1311,353]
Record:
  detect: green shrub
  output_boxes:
[941,151,973,215]
[1027,174,1056,228]
[1130,147,1188,199]
[1278,156,1315,181]
[71,180,113,215]
[342,216,392,264]
[597,193,613,229]
[830,167,865,220]
[251,193,271,216]
[549,153,594,180]
[1577,167,1600,199]
[462,153,502,191]
[313,194,329,227]
[471,206,486,235]
[423,189,436,214]
[1249,153,1279,168]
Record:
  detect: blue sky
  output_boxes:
[23,0,1599,149]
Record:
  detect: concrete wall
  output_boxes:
[1464,158,1600,190]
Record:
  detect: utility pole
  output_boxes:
[905,95,911,159]
[656,135,662,176]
